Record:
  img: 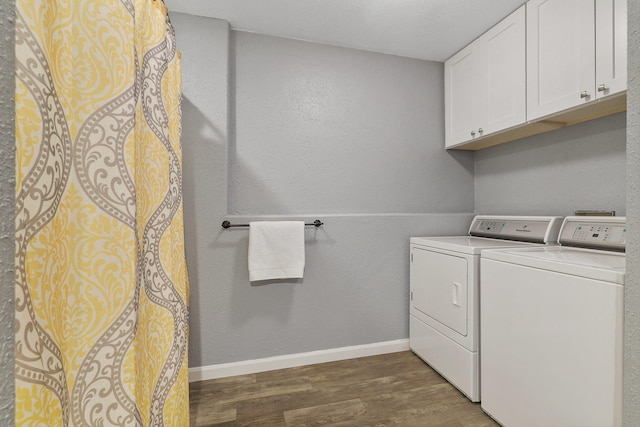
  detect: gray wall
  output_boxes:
[170,14,231,367]
[173,14,475,367]
[475,112,627,216]
[0,0,15,425]
[230,32,473,215]
[624,0,640,424]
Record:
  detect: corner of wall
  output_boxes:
[0,0,16,425]
[169,12,231,367]
[624,0,640,425]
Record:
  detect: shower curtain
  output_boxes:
[14,0,189,425]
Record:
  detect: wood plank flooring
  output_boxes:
[189,351,499,426]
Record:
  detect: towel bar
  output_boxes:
[221,219,323,229]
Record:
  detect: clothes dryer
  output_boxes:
[409,215,562,402]
[480,216,626,427]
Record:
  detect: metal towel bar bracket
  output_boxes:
[221,219,323,229]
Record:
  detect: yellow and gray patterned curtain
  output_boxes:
[15,0,189,425]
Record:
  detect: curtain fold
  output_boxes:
[15,0,189,425]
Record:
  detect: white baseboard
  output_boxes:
[188,339,410,383]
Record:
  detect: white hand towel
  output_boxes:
[248,221,305,281]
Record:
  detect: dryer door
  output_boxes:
[411,248,468,336]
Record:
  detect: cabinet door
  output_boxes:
[527,0,595,120]
[445,41,480,148]
[478,5,526,136]
[595,0,627,99]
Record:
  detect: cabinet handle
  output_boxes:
[478,128,483,135]
[598,84,608,92]
[580,91,589,99]
[471,130,476,137]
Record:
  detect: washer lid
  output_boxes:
[481,246,625,284]
[410,236,537,255]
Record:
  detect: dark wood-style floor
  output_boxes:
[189,351,499,426]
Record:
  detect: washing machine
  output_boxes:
[480,216,626,427]
[409,215,562,402]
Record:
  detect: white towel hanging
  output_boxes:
[248,221,305,281]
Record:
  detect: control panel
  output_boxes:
[560,216,626,251]
[469,216,563,244]
[475,221,506,234]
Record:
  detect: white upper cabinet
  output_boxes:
[445,41,480,148]
[445,0,627,150]
[526,0,595,120]
[527,0,627,121]
[479,6,527,138]
[595,0,627,99]
[445,6,526,148]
